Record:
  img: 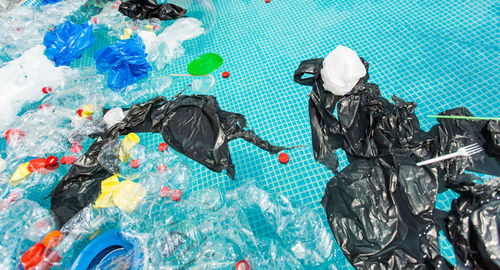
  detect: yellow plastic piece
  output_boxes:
[118,133,140,163]
[9,162,31,186]
[145,25,153,31]
[94,175,146,212]
[81,105,94,117]
[120,28,133,40]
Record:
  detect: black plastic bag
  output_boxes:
[118,0,186,20]
[445,178,500,269]
[51,95,286,226]
[295,57,500,269]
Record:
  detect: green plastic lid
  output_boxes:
[187,53,224,75]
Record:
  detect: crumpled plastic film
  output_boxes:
[50,95,288,226]
[118,0,187,21]
[95,35,152,91]
[295,52,500,269]
[43,21,96,67]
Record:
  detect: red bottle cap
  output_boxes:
[158,142,168,152]
[222,71,230,78]
[265,0,270,3]
[130,159,141,169]
[45,156,58,167]
[236,260,251,270]
[171,190,183,201]
[160,186,171,198]
[278,153,289,164]
[41,87,53,94]
[77,109,83,117]
[28,158,47,172]
[21,243,46,269]
[157,164,167,172]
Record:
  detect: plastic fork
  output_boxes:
[416,143,483,166]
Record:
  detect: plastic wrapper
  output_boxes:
[294,53,500,269]
[0,0,87,62]
[147,17,204,70]
[50,94,287,226]
[49,183,333,269]
[95,35,152,91]
[445,177,500,269]
[43,21,96,67]
[0,45,72,131]
[42,0,65,5]
[118,0,187,21]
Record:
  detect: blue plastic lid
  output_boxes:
[71,229,143,270]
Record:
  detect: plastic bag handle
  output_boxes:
[293,58,323,86]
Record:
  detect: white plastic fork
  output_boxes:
[416,143,483,166]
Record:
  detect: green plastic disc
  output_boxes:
[187,53,224,75]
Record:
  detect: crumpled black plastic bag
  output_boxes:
[118,0,186,20]
[295,57,500,269]
[50,95,286,226]
[445,178,500,269]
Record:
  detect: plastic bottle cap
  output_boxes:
[222,71,230,78]
[157,164,166,172]
[265,0,270,3]
[42,230,63,249]
[236,260,251,270]
[77,109,83,117]
[42,87,53,94]
[160,186,171,198]
[21,243,46,269]
[46,156,58,167]
[171,190,183,201]
[130,159,141,169]
[28,158,47,172]
[278,153,289,164]
[158,142,168,152]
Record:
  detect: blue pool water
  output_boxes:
[18,0,500,268]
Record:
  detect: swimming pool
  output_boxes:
[3,0,499,268]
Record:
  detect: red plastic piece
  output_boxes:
[222,71,230,78]
[41,87,53,94]
[70,142,82,153]
[77,109,83,117]
[60,156,77,165]
[5,128,25,143]
[91,17,98,24]
[236,260,251,270]
[28,158,47,173]
[45,156,58,167]
[171,190,183,201]
[130,159,141,169]
[160,186,171,198]
[21,243,46,269]
[42,230,63,249]
[265,0,270,3]
[157,164,167,172]
[158,142,168,152]
[278,153,289,164]
[49,27,54,31]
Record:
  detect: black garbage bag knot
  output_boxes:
[118,0,187,20]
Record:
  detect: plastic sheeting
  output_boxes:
[50,95,287,226]
[118,0,186,20]
[43,21,96,67]
[294,56,500,269]
[94,35,152,91]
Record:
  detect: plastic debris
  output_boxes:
[147,17,205,70]
[95,35,152,91]
[103,107,126,129]
[94,175,147,212]
[294,49,500,269]
[50,95,287,226]
[0,45,71,131]
[118,0,187,20]
[42,0,65,5]
[187,53,223,75]
[320,45,366,96]
[222,71,230,78]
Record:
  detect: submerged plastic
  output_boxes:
[95,35,152,91]
[50,95,287,225]
[295,53,500,269]
[44,21,96,66]
[118,0,187,20]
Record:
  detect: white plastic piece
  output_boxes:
[0,45,70,131]
[137,31,157,54]
[148,18,205,70]
[103,107,126,129]
[0,157,6,173]
[320,45,366,96]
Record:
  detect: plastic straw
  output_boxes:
[427,115,500,121]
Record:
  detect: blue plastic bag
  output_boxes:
[43,21,96,67]
[41,0,65,5]
[94,35,152,92]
